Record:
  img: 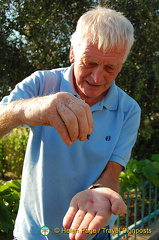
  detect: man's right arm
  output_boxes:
[0,101,23,139]
[0,93,93,145]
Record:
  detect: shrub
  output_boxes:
[0,127,29,179]
[0,180,21,240]
[120,154,159,193]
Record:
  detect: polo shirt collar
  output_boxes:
[89,82,118,112]
[101,81,119,111]
[61,64,77,95]
[62,64,119,111]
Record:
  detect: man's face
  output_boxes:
[71,42,126,106]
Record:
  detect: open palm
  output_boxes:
[63,187,126,240]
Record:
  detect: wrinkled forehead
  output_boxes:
[74,40,127,63]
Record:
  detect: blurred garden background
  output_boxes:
[0,0,159,239]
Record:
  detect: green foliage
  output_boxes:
[0,127,29,179]
[0,0,35,98]
[0,180,21,240]
[120,154,159,193]
[0,0,94,98]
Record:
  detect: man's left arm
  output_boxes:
[89,161,123,192]
[63,161,126,240]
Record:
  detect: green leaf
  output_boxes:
[0,201,13,233]
[144,164,158,177]
[0,188,11,196]
[151,154,159,162]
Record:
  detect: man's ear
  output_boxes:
[69,44,74,63]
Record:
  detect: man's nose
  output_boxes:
[91,66,104,83]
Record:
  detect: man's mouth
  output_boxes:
[86,80,102,87]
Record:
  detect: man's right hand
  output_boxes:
[17,92,93,145]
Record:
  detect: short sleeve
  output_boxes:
[109,102,141,168]
[0,70,59,105]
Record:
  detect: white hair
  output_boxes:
[71,6,134,61]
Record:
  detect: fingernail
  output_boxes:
[79,136,86,141]
[87,135,91,140]
[67,141,72,146]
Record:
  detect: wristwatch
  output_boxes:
[88,184,103,189]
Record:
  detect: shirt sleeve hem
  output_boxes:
[109,155,128,169]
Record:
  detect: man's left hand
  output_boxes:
[63,188,126,240]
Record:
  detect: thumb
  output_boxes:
[111,195,127,215]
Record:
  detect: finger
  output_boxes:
[80,211,96,230]
[73,95,94,136]
[67,101,93,141]
[63,206,78,229]
[70,209,86,230]
[68,209,87,240]
[88,211,111,231]
[77,104,94,141]
[72,230,88,240]
[49,110,73,146]
[111,196,127,215]
[105,189,126,215]
[87,199,111,230]
[70,105,89,141]
[56,104,79,142]
[74,212,96,240]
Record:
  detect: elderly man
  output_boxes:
[0,6,140,240]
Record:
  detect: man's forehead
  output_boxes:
[78,41,126,63]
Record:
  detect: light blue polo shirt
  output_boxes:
[0,64,141,240]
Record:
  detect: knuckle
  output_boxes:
[76,107,85,117]
[80,124,88,133]
[67,114,77,125]
[83,102,90,111]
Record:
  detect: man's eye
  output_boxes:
[105,66,116,72]
[108,67,114,70]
